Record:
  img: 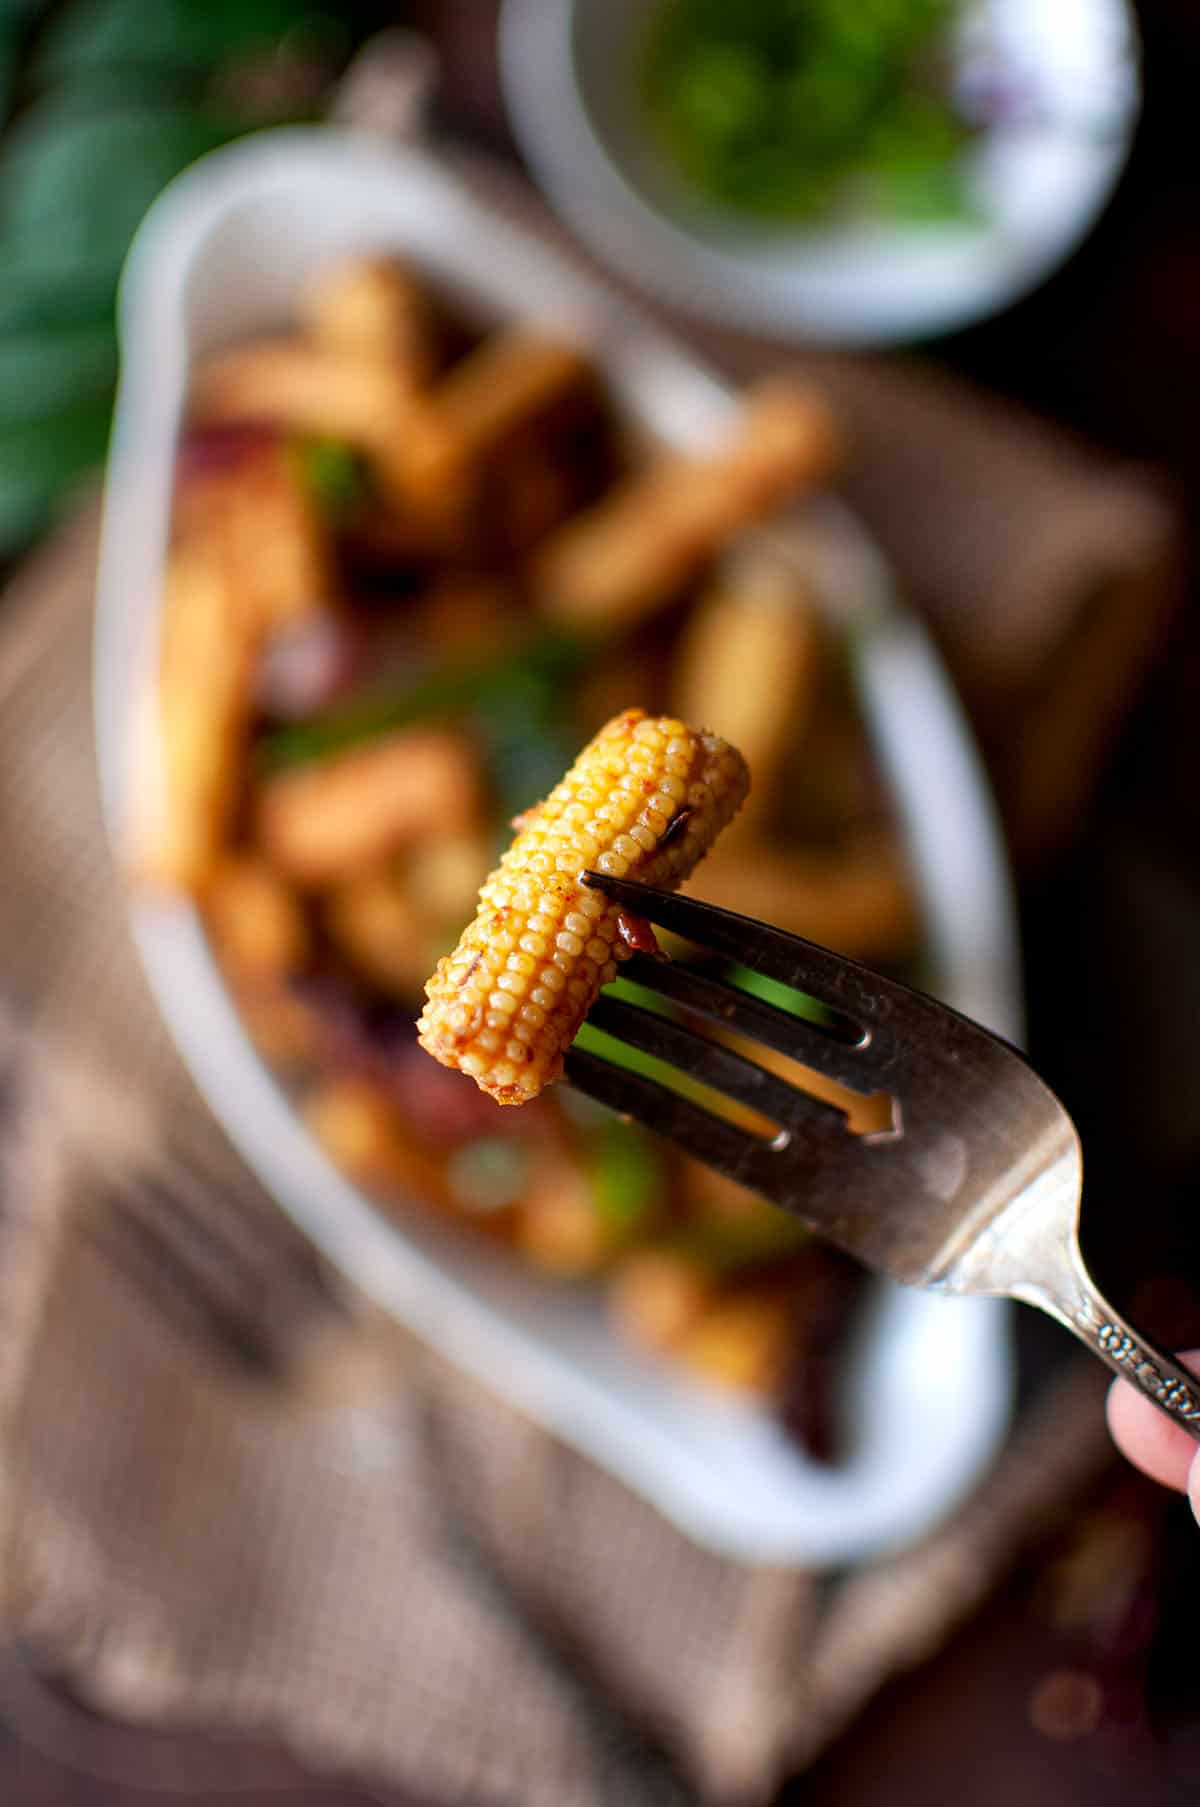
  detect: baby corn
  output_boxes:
[417,708,749,1104]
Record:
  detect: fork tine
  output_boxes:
[584,873,893,1027]
[563,1048,779,1192]
[586,993,848,1138]
[618,953,895,1091]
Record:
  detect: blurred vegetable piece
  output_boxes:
[192,337,417,444]
[304,1076,452,1208]
[192,336,460,530]
[297,436,368,519]
[432,330,592,466]
[586,1117,661,1233]
[405,834,491,929]
[257,631,587,773]
[232,978,322,1070]
[417,709,749,1104]
[202,853,310,979]
[673,544,821,836]
[255,612,366,719]
[323,872,434,998]
[417,575,513,661]
[300,255,437,383]
[535,380,840,630]
[485,436,583,563]
[150,539,257,888]
[234,456,335,629]
[255,728,480,886]
[514,1157,620,1274]
[692,828,917,959]
[643,0,975,224]
[448,1138,530,1218]
[185,440,336,631]
[676,1291,794,1395]
[376,330,594,537]
[610,1248,715,1353]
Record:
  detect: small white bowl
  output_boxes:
[501,0,1141,344]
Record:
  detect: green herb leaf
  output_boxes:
[293,436,369,519]
[258,632,589,773]
[0,100,242,261]
[0,399,110,552]
[0,243,121,332]
[643,0,973,224]
[587,1119,661,1230]
[33,0,336,82]
[0,323,116,425]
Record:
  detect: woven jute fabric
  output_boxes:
[0,499,1126,1806]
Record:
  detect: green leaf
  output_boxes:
[587,1119,661,1230]
[0,243,121,331]
[0,100,242,261]
[258,632,589,772]
[472,668,577,828]
[292,436,369,520]
[0,31,16,121]
[0,324,117,426]
[643,0,973,223]
[33,0,332,82]
[0,400,110,553]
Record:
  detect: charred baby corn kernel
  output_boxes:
[417,709,749,1103]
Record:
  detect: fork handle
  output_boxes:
[1024,1240,1200,1439]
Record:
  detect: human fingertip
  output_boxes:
[1107,1369,1196,1495]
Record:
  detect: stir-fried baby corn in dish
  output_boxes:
[418,710,749,1103]
[146,251,919,1462]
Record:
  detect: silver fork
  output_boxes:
[566,872,1200,1437]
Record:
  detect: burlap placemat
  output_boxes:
[0,476,1131,1806]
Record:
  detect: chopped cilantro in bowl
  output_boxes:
[642,0,977,225]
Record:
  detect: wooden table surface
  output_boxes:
[5,0,1200,1799]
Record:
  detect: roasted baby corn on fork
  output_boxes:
[566,874,1200,1440]
[417,709,749,1103]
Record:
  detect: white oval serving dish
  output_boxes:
[95,129,1019,1563]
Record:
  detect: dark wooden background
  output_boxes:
[5,1,1200,1799]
